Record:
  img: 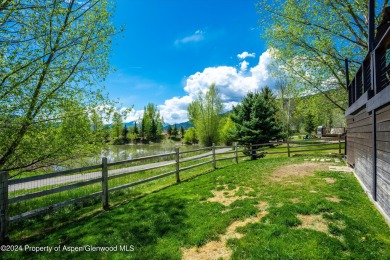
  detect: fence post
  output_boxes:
[212,143,216,169]
[102,157,109,210]
[344,134,347,156]
[287,139,291,157]
[338,134,342,154]
[175,147,181,183]
[0,171,9,242]
[234,143,238,164]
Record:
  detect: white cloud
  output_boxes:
[158,49,277,124]
[123,109,144,123]
[158,96,193,124]
[175,30,205,46]
[237,51,256,59]
[240,60,249,72]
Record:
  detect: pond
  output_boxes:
[102,143,198,163]
[59,143,200,169]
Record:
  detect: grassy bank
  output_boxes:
[3,155,390,259]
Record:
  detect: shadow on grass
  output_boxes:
[8,166,217,244]
[5,193,190,259]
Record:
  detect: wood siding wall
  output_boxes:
[347,103,390,219]
[347,107,374,192]
[376,104,390,216]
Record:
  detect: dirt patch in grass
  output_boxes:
[206,185,254,206]
[294,213,346,240]
[182,202,269,260]
[295,214,329,234]
[257,201,269,211]
[270,162,328,182]
[326,196,341,203]
[323,178,336,184]
[290,198,301,203]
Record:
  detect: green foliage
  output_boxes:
[111,112,123,139]
[275,79,298,138]
[304,112,316,134]
[172,124,178,138]
[0,0,117,173]
[188,84,223,146]
[220,116,236,146]
[6,157,390,259]
[183,127,198,144]
[90,110,109,145]
[180,125,185,138]
[122,124,129,142]
[133,122,139,135]
[167,125,172,136]
[141,103,164,142]
[296,90,346,129]
[256,0,385,111]
[231,87,282,144]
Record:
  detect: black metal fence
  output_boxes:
[348,23,390,106]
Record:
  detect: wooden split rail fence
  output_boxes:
[0,138,345,241]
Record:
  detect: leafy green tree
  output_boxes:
[141,103,164,142]
[102,125,111,143]
[275,79,298,139]
[256,0,387,111]
[188,84,223,146]
[220,117,236,146]
[231,87,282,145]
[304,112,316,134]
[128,125,138,143]
[183,127,198,144]
[111,112,123,139]
[90,110,107,145]
[0,0,117,173]
[295,90,346,130]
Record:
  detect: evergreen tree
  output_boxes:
[122,124,129,142]
[140,117,146,140]
[134,122,139,135]
[231,87,282,145]
[141,103,164,141]
[172,124,178,137]
[180,125,185,138]
[167,125,173,137]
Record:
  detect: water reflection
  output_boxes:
[63,143,199,168]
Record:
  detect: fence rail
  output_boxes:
[0,137,345,241]
[347,17,390,108]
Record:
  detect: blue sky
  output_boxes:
[105,0,275,124]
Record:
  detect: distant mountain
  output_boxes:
[120,121,193,130]
[163,121,193,130]
[124,121,136,127]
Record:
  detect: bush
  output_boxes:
[112,137,126,145]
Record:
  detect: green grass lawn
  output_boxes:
[3,155,390,259]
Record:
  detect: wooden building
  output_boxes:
[346,7,390,222]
